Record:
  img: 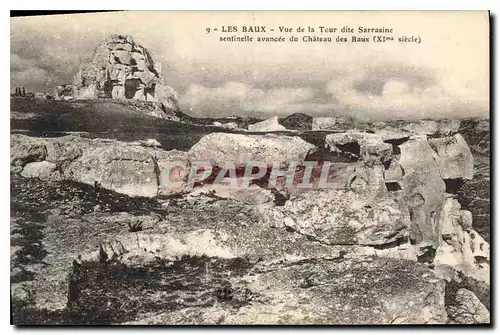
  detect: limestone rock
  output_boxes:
[248,116,286,132]
[10,134,47,167]
[434,198,490,283]
[429,134,474,180]
[349,165,387,198]
[325,132,392,164]
[157,150,191,196]
[137,139,162,148]
[280,113,312,130]
[66,144,159,197]
[312,117,337,130]
[187,133,315,168]
[459,210,473,231]
[402,120,438,136]
[275,190,410,247]
[21,161,61,181]
[447,288,490,324]
[154,82,179,114]
[384,158,403,183]
[221,122,239,130]
[399,137,445,252]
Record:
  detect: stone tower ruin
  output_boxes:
[66,34,178,112]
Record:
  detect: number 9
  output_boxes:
[206,28,211,34]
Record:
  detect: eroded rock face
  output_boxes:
[429,134,474,180]
[399,137,445,253]
[434,197,489,284]
[10,119,489,325]
[447,288,490,324]
[271,190,410,247]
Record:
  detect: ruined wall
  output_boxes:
[69,34,178,113]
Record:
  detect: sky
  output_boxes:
[10,11,489,120]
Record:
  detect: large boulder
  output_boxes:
[348,164,387,199]
[434,197,490,284]
[272,190,410,247]
[429,134,474,180]
[187,133,315,168]
[312,117,337,130]
[398,137,446,253]
[248,116,286,132]
[66,144,159,197]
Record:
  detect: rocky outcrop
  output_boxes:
[398,137,445,258]
[10,134,167,197]
[311,118,461,140]
[446,288,490,324]
[21,161,62,181]
[434,197,489,284]
[71,34,178,117]
[10,118,490,325]
[273,190,410,247]
[156,149,190,196]
[116,257,447,325]
[65,145,159,198]
[429,134,474,180]
[325,132,392,165]
[10,134,47,168]
[187,133,315,168]
[247,116,286,132]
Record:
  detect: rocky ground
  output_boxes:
[10,99,490,325]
